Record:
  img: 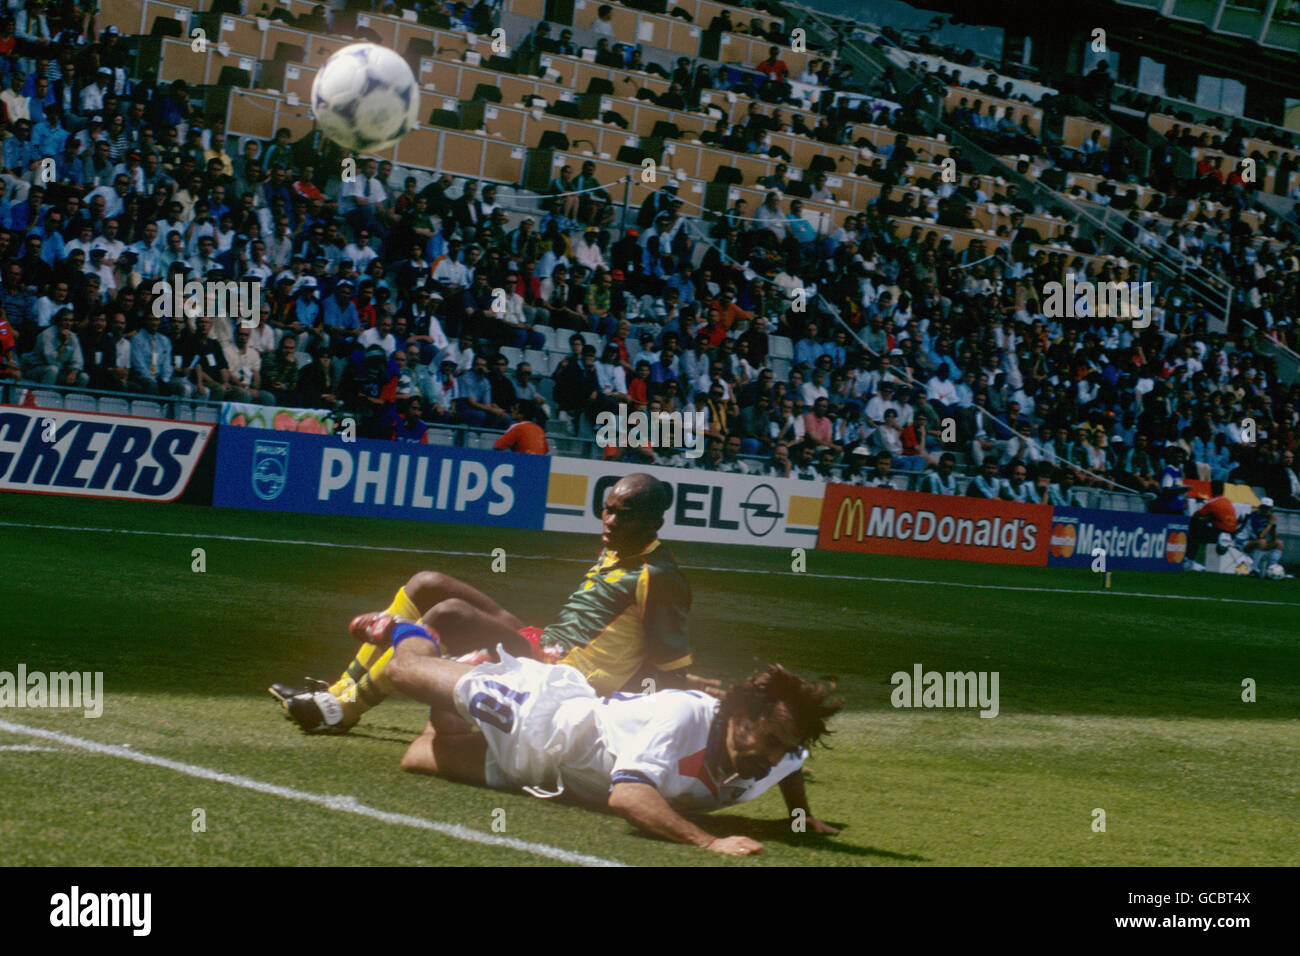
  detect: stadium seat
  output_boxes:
[533,350,558,375]
[770,357,792,381]
[428,109,463,129]
[537,130,570,150]
[426,427,457,446]
[548,99,583,119]
[32,389,64,408]
[550,436,589,457]
[192,404,221,424]
[499,345,525,367]
[65,393,97,413]
[273,42,305,64]
[523,348,550,372]
[535,378,555,403]
[131,399,164,418]
[770,335,794,360]
[218,67,253,88]
[808,155,837,175]
[404,37,435,61]
[539,326,566,351]
[467,431,501,450]
[150,17,183,38]
[580,331,602,351]
[98,396,131,417]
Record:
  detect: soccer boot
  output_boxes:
[349,611,398,644]
[270,678,357,735]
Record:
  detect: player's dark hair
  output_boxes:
[720,665,842,748]
[621,473,671,517]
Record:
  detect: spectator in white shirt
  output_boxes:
[591,4,615,35]
[926,365,959,416]
[358,314,398,355]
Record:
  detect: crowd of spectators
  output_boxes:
[924,54,1300,360]
[2,1,1299,516]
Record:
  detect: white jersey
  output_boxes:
[454,650,805,811]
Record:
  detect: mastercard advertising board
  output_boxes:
[1047,507,1188,571]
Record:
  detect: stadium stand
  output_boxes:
[1,0,1298,556]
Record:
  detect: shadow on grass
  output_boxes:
[337,726,420,745]
[663,815,929,862]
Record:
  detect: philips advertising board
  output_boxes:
[213,426,548,529]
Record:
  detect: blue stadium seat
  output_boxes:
[522,348,550,373]
[770,336,794,360]
[539,326,567,352]
[498,345,525,368]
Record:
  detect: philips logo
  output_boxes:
[252,440,290,501]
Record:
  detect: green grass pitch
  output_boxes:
[2,491,1297,866]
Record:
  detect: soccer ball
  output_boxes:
[311,43,419,153]
[1266,563,1285,580]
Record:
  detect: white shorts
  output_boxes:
[453,647,599,792]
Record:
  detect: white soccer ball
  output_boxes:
[1266,563,1285,580]
[311,43,419,153]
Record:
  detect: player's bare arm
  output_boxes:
[608,781,763,855]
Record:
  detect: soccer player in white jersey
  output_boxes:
[380,621,842,855]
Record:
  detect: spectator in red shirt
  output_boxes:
[0,310,18,381]
[494,401,550,455]
[628,360,651,410]
[803,396,840,454]
[1190,479,1238,556]
[756,46,789,81]
[709,289,753,336]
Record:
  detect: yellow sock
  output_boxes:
[338,647,395,723]
[328,587,423,719]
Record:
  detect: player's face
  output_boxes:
[725,705,801,781]
[601,484,661,554]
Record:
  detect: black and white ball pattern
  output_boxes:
[311,43,420,153]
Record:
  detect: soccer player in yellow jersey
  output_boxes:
[271,473,720,734]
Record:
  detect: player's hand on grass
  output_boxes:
[807,818,840,835]
[705,835,763,855]
[683,673,724,698]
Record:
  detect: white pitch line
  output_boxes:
[0,718,624,867]
[3,518,1298,608]
[0,744,63,752]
